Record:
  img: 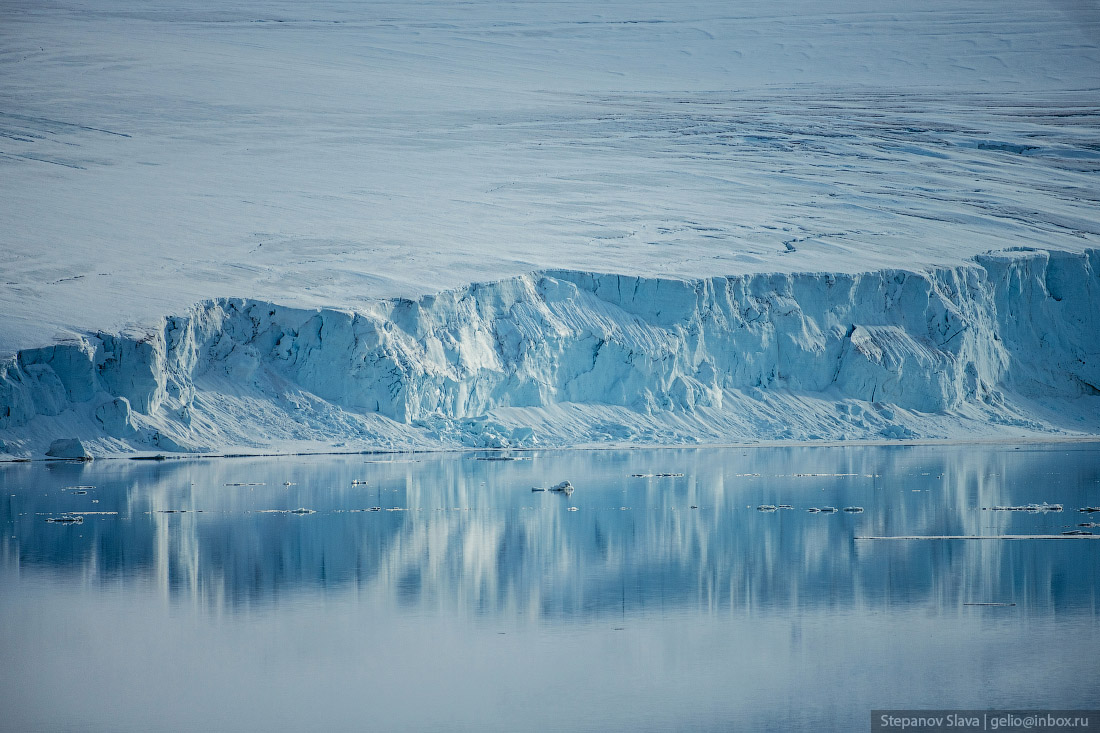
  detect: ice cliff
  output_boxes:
[1,248,1098,457]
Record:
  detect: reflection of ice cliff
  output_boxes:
[3,448,1097,615]
[2,249,1099,455]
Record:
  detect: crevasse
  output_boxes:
[1,248,1097,456]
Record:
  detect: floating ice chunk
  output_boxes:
[46,515,83,524]
[45,438,91,460]
[549,481,574,494]
[991,503,1062,512]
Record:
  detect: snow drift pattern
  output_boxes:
[1,249,1097,456]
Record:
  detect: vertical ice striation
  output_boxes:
[0,249,1097,456]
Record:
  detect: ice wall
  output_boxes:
[1,249,1097,457]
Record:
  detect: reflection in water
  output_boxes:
[4,445,1099,614]
[1,444,1099,731]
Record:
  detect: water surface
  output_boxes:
[2,444,1098,731]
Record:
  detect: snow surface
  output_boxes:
[1,0,1099,454]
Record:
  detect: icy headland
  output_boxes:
[2,248,1097,457]
[2,0,1099,456]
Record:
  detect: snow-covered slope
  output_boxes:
[1,0,1099,355]
[2,248,1097,457]
[2,1,1099,454]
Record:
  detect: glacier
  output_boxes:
[2,247,1097,458]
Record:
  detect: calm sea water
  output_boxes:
[2,444,1098,732]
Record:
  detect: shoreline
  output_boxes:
[5,432,1100,465]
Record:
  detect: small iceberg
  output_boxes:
[46,438,91,460]
[549,481,574,495]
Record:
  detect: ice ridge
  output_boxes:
[1,248,1097,457]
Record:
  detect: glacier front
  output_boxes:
[2,248,1097,458]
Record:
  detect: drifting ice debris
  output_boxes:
[843,507,865,513]
[990,503,1062,512]
[757,505,778,512]
[46,515,83,524]
[46,438,91,460]
[549,481,574,495]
